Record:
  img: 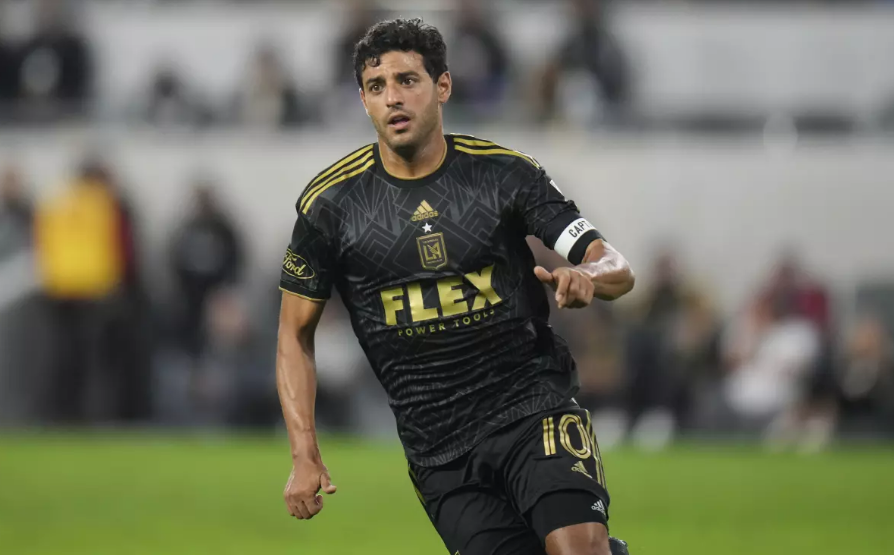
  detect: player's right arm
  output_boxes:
[277,207,338,520]
[277,292,336,520]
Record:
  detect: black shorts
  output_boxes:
[408,402,611,555]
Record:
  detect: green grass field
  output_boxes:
[0,433,891,554]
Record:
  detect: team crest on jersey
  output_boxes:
[417,232,447,270]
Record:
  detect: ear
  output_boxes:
[437,71,452,105]
[359,87,369,116]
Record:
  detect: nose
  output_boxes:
[385,82,404,109]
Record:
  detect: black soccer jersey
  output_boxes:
[280,134,603,467]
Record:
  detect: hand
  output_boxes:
[534,266,595,309]
[284,458,337,520]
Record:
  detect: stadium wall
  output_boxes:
[4,130,893,313]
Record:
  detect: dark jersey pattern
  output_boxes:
[280,134,603,467]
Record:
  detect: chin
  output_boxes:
[388,132,420,152]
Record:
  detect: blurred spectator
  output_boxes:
[667,294,722,429]
[0,165,38,329]
[0,35,17,119]
[538,0,630,126]
[34,160,126,423]
[447,0,510,120]
[81,160,153,422]
[14,0,93,123]
[836,315,894,436]
[626,253,681,423]
[232,45,308,130]
[191,287,276,429]
[760,253,832,335]
[641,251,686,325]
[144,66,213,129]
[0,167,33,260]
[624,252,715,447]
[328,0,386,126]
[170,180,244,362]
[721,293,821,432]
[0,166,37,423]
[564,302,624,409]
[333,0,383,89]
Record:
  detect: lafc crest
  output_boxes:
[417,232,447,270]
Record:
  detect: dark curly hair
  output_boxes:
[353,18,448,88]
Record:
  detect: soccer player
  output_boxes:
[277,18,635,555]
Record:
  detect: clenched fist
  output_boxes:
[534,266,595,309]
[284,458,337,520]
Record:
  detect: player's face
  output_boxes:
[360,51,451,152]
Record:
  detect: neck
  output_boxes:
[379,129,447,180]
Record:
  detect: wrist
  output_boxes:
[290,430,321,463]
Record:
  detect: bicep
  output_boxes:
[278,291,326,347]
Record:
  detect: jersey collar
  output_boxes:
[373,135,457,189]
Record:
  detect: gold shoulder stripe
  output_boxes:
[300,144,373,199]
[302,158,375,214]
[279,287,327,302]
[452,137,498,148]
[454,145,541,169]
[300,152,374,213]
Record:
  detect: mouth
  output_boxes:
[388,114,411,131]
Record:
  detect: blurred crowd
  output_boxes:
[4,0,894,133]
[0,158,892,452]
[0,0,639,130]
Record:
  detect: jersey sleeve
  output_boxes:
[279,210,335,301]
[514,164,603,265]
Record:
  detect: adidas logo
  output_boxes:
[411,200,439,222]
[591,500,606,515]
[571,461,593,480]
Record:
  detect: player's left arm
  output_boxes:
[514,160,635,308]
[534,238,634,307]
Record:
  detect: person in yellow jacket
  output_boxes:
[34,171,126,422]
[35,175,124,300]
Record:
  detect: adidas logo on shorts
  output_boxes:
[411,200,439,221]
[591,500,606,515]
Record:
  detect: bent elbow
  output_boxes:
[598,266,635,302]
[623,267,636,296]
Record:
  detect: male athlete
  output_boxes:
[277,18,635,555]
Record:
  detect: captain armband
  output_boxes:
[553,218,603,265]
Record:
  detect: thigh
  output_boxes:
[534,492,610,552]
[410,461,543,555]
[504,407,611,527]
[431,488,544,555]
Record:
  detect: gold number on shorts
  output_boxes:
[542,416,557,455]
[586,410,606,487]
[559,414,592,459]
[543,411,607,488]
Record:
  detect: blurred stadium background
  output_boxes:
[1,0,893,553]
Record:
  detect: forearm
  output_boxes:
[576,240,635,301]
[276,333,321,463]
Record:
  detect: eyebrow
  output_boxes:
[364,76,385,89]
[365,71,423,89]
